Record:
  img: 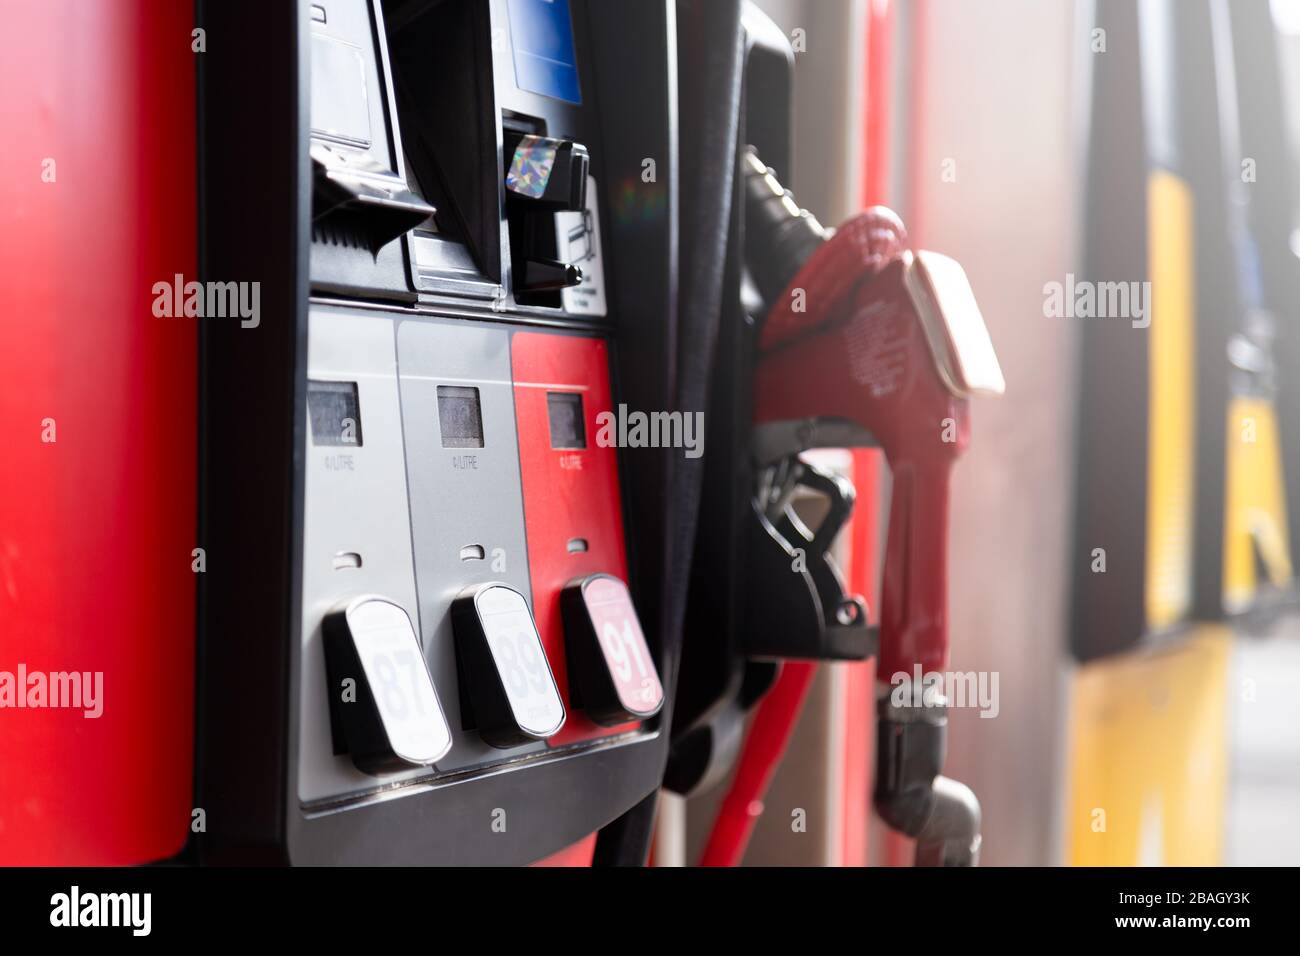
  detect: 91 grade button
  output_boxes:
[452,583,566,748]
[322,596,453,775]
[561,574,664,725]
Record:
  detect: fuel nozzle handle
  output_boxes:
[745,151,1003,865]
[749,193,1003,675]
[754,291,970,676]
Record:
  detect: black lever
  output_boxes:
[503,131,589,297]
[311,141,435,256]
[515,257,583,293]
[742,457,876,661]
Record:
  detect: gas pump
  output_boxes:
[1214,0,1297,623]
[196,0,682,865]
[1064,0,1276,866]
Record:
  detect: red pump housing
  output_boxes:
[0,0,197,866]
[512,332,642,746]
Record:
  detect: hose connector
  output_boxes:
[741,147,827,304]
[874,692,982,866]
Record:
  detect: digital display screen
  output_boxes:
[547,392,586,449]
[507,0,582,105]
[308,380,363,447]
[437,385,484,449]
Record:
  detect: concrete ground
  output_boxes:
[1227,621,1300,866]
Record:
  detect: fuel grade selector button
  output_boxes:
[452,583,566,748]
[561,574,664,725]
[322,597,453,775]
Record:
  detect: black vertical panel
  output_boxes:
[667,4,784,798]
[196,0,311,862]
[594,0,746,864]
[586,0,679,715]
[1070,0,1151,660]
[196,0,686,864]
[1180,0,1238,622]
[586,0,682,866]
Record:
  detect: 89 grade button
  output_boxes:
[561,574,663,725]
[452,583,566,748]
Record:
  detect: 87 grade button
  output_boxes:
[561,574,663,725]
[322,596,453,775]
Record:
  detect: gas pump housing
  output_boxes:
[197,0,681,865]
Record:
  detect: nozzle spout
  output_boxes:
[874,694,982,867]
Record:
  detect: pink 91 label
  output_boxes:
[583,577,663,717]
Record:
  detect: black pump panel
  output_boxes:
[198,0,680,866]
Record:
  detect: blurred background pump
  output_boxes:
[663,0,1300,868]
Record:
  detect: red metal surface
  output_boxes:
[840,447,878,867]
[755,217,967,679]
[840,652,876,866]
[698,662,818,867]
[511,332,637,746]
[0,0,197,864]
[863,0,895,208]
[531,833,598,867]
[905,0,931,242]
[841,0,893,868]
[884,0,928,868]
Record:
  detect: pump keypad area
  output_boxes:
[300,310,661,803]
[286,0,671,858]
[186,0,677,863]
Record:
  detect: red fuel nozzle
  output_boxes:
[745,151,1002,866]
[755,231,1002,676]
[752,202,1004,677]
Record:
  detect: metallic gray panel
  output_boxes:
[397,318,546,770]
[299,308,429,803]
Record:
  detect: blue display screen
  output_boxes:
[507,0,582,105]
